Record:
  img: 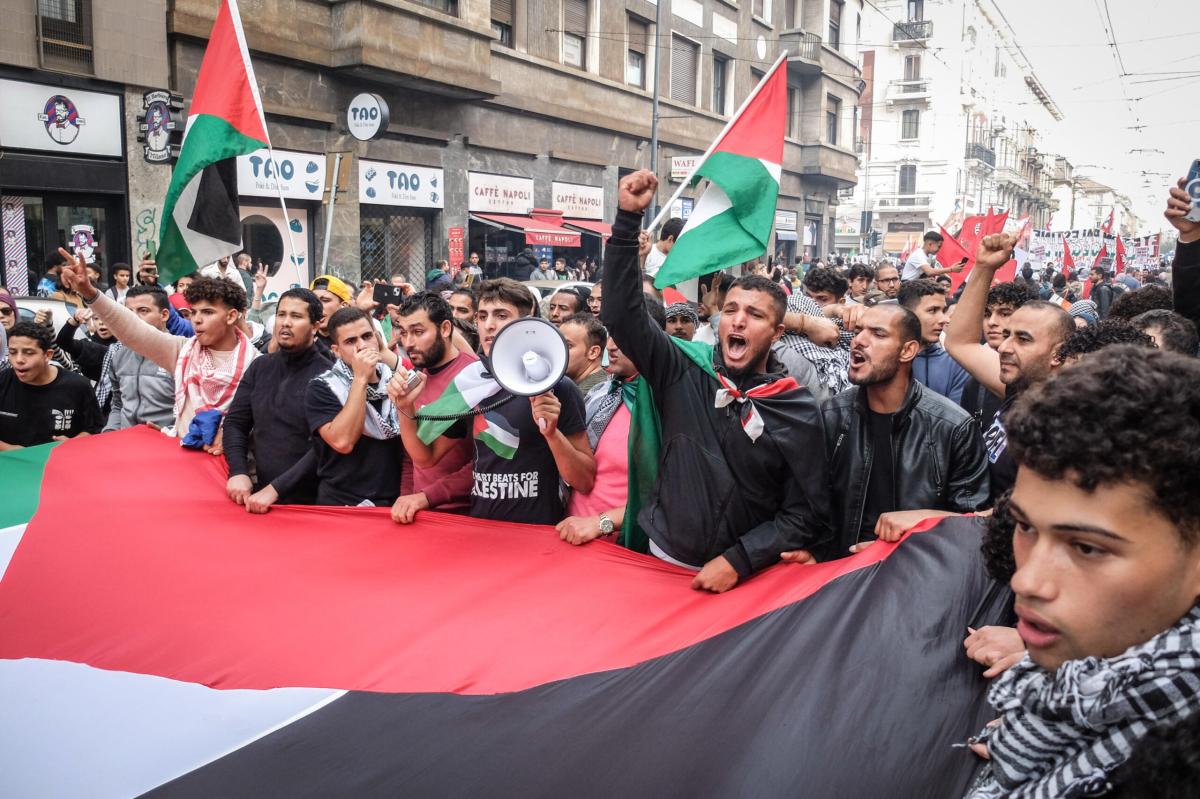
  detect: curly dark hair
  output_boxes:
[982,490,1018,584]
[848,263,875,281]
[1006,345,1200,543]
[7,320,54,351]
[1056,319,1156,362]
[802,266,848,299]
[1108,285,1173,322]
[1108,712,1200,798]
[1132,309,1199,356]
[183,276,247,313]
[986,281,1038,311]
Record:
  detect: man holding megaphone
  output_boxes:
[599,170,833,593]
[389,278,595,526]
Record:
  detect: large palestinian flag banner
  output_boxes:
[0,428,1007,797]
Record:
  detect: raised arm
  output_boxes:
[1166,177,1200,330]
[944,234,1016,399]
[599,170,691,396]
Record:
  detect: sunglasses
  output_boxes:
[0,307,13,316]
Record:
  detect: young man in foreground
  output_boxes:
[965,345,1200,797]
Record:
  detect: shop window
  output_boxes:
[563,0,588,69]
[360,207,433,285]
[241,215,285,276]
[36,0,94,74]
[491,0,513,47]
[627,14,649,88]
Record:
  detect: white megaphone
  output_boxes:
[488,317,570,396]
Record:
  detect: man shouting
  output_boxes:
[600,170,831,592]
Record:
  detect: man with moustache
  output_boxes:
[600,169,831,592]
[388,292,479,523]
[224,288,332,512]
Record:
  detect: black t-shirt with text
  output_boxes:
[0,367,102,447]
[305,379,405,507]
[984,390,1020,502]
[459,376,586,525]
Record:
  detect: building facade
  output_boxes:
[1,0,861,296]
[844,0,1063,257]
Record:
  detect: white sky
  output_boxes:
[998,0,1196,232]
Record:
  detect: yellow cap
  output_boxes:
[310,274,352,304]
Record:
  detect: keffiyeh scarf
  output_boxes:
[318,358,401,440]
[173,329,253,420]
[967,606,1200,799]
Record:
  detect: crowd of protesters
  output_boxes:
[3,171,1200,794]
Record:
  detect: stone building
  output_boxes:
[2,0,861,294]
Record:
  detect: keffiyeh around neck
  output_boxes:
[173,329,253,421]
[967,605,1200,799]
[320,358,401,440]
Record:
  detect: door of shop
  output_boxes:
[0,192,129,292]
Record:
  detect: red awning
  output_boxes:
[562,219,612,241]
[471,213,582,248]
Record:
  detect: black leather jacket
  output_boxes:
[820,380,990,558]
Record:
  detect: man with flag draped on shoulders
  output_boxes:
[600,170,832,593]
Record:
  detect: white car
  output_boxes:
[13,296,75,335]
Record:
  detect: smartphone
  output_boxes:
[373,283,407,306]
[1186,159,1200,224]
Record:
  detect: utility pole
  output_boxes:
[646,0,663,228]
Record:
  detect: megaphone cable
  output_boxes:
[399,392,517,423]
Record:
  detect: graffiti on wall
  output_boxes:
[134,207,159,259]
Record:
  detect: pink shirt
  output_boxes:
[567,403,630,519]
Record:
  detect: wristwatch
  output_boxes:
[598,513,615,536]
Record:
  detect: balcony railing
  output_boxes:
[892,78,929,94]
[964,142,996,168]
[893,19,933,42]
[876,192,935,210]
[781,30,822,63]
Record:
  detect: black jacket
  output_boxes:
[601,208,832,577]
[223,343,333,503]
[1174,239,1200,332]
[821,380,990,557]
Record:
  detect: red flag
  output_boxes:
[1083,278,1093,300]
[1115,236,1127,274]
[936,225,973,294]
[1092,244,1109,271]
[1101,209,1114,235]
[899,235,917,263]
[1061,237,1076,279]
[957,214,988,259]
[981,209,1009,238]
[995,258,1018,284]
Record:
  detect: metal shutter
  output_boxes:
[492,0,513,26]
[670,35,698,104]
[628,16,647,55]
[564,0,587,35]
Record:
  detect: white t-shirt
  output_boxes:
[901,249,930,281]
[643,245,667,277]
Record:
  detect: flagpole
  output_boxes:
[266,144,303,287]
[646,50,789,232]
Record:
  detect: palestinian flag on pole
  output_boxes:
[653,58,787,289]
[414,360,503,444]
[155,0,269,285]
[0,429,1007,795]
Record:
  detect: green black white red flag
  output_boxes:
[653,58,788,289]
[155,0,269,285]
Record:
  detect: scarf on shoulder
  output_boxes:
[317,358,401,440]
[173,329,253,420]
[967,605,1200,799]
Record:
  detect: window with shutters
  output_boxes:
[826,95,841,145]
[670,34,699,105]
[901,109,920,140]
[491,0,513,47]
[627,15,648,88]
[411,0,457,15]
[712,56,729,115]
[36,0,94,74]
[828,1,843,50]
[563,0,588,69]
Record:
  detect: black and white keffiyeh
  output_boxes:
[318,358,401,440]
[967,605,1200,799]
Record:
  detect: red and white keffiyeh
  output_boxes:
[713,373,800,442]
[173,329,254,421]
